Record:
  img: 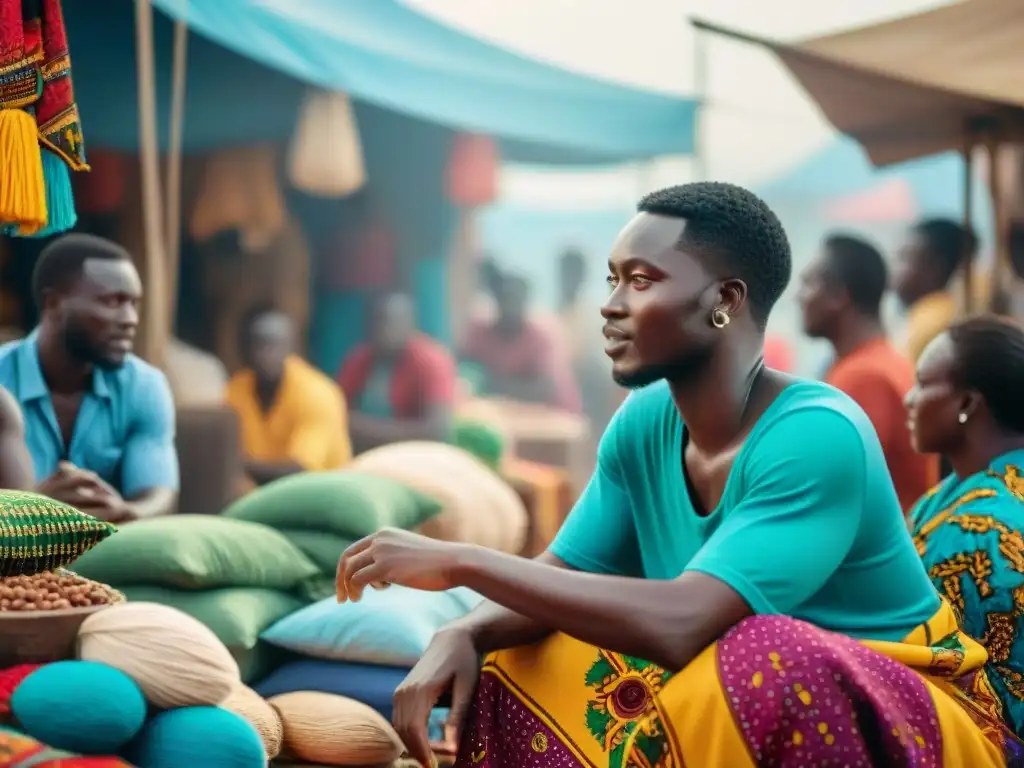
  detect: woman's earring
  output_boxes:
[711,308,730,329]
[958,412,968,424]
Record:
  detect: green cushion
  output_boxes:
[279,529,355,575]
[0,490,116,577]
[120,585,302,683]
[452,419,505,470]
[69,515,319,591]
[222,471,441,539]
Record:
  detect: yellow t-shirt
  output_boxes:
[902,291,956,364]
[225,355,351,471]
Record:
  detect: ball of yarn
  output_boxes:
[128,706,265,768]
[11,661,146,754]
[271,691,403,765]
[77,602,240,708]
[220,684,283,759]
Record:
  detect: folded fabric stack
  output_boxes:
[348,441,529,553]
[222,471,444,583]
[69,516,320,682]
[256,585,482,754]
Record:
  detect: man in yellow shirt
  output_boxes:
[892,218,977,363]
[226,306,351,485]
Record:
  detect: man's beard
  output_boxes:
[63,322,121,370]
[612,346,714,390]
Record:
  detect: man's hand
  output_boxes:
[36,463,134,523]
[392,626,481,767]
[336,528,471,603]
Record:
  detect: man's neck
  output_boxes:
[36,327,91,395]
[667,338,765,455]
[830,315,885,360]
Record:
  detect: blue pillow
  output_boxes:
[253,659,449,739]
[261,585,483,667]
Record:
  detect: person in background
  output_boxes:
[907,315,1024,736]
[893,217,978,363]
[461,272,581,413]
[799,234,938,511]
[336,183,1012,767]
[558,247,618,426]
[337,292,456,454]
[763,333,795,372]
[226,306,351,485]
[0,387,33,489]
[0,234,178,521]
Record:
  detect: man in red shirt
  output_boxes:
[337,293,456,453]
[799,234,938,511]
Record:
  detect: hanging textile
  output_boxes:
[446,133,499,207]
[189,145,286,251]
[288,89,366,198]
[0,0,86,238]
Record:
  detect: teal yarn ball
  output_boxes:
[11,660,146,754]
[129,706,265,768]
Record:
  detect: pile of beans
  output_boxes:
[0,570,121,611]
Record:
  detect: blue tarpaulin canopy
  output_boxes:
[758,138,991,222]
[68,0,695,162]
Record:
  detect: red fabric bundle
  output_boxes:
[0,664,41,716]
[446,133,499,207]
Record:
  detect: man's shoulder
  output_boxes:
[0,338,25,369]
[752,379,877,455]
[602,381,675,456]
[407,334,455,366]
[105,354,172,401]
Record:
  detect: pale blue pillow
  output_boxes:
[261,585,484,667]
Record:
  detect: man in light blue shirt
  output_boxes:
[0,234,178,521]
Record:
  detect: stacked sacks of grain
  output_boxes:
[348,442,528,553]
[69,516,320,682]
[222,472,443,582]
[256,584,480,748]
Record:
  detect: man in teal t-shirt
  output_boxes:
[331,182,944,764]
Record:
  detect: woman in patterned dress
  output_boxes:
[909,315,1024,736]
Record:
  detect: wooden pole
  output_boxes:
[961,131,974,316]
[133,0,168,367]
[165,10,189,323]
[986,133,1007,312]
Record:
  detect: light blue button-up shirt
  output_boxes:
[0,331,179,495]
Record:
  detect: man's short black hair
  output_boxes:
[822,233,888,317]
[914,218,978,286]
[638,182,791,328]
[31,233,131,309]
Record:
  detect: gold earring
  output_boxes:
[711,308,730,329]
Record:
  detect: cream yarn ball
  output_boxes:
[270,691,403,766]
[221,683,283,759]
[77,602,240,709]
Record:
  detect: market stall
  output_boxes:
[693,0,1024,312]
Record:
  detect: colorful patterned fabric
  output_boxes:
[33,0,86,170]
[0,726,132,766]
[455,603,1023,767]
[0,489,115,577]
[911,448,1024,737]
[0,0,41,111]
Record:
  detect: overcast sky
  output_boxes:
[405,0,952,207]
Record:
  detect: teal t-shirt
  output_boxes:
[549,378,939,642]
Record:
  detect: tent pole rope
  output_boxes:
[165,8,189,324]
[134,0,168,367]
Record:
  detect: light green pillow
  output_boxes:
[222,471,441,539]
[69,515,319,591]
